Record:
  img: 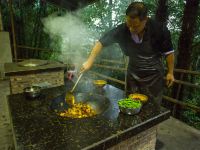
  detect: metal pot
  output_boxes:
[24,86,42,99]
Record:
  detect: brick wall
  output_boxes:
[108,126,157,150]
[10,70,64,94]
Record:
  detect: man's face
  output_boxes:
[126,16,147,34]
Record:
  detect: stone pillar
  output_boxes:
[0,32,12,79]
[10,70,64,94]
[0,6,3,31]
[108,126,157,150]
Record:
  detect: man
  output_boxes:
[80,2,175,106]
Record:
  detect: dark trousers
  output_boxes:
[126,70,165,107]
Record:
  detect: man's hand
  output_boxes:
[66,70,76,80]
[80,60,93,74]
[166,73,174,87]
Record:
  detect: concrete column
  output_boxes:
[0,6,3,31]
[0,32,12,79]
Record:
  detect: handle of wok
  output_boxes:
[70,73,83,93]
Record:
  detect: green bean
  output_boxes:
[118,98,141,108]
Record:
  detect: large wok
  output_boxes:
[50,93,110,116]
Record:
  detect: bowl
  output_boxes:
[118,99,142,115]
[24,86,42,98]
[93,80,107,87]
[119,106,141,115]
[128,93,148,104]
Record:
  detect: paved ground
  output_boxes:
[0,79,200,150]
[156,117,200,150]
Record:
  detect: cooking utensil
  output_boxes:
[18,59,48,67]
[93,80,107,88]
[119,105,141,115]
[118,99,142,115]
[128,93,148,104]
[24,86,42,99]
[65,73,83,106]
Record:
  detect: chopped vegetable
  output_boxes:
[59,102,96,118]
[118,98,142,108]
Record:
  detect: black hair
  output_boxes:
[126,2,148,20]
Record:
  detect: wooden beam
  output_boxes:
[17,45,61,53]
[99,59,200,75]
[89,71,125,85]
[8,0,17,62]
[93,64,126,71]
[100,59,125,65]
[173,79,200,89]
[0,5,3,31]
[163,95,200,112]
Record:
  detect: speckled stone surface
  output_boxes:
[8,83,170,150]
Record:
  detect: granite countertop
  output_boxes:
[5,60,66,76]
[8,82,170,150]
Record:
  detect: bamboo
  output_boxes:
[99,59,200,75]
[89,71,125,85]
[94,64,200,89]
[89,70,200,112]
[163,96,200,112]
[17,45,61,53]
[173,73,184,116]
[173,68,200,76]
[8,0,17,61]
[0,5,3,31]
[173,79,200,89]
[101,59,125,65]
[93,64,126,71]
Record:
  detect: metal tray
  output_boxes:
[18,59,48,67]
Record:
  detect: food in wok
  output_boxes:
[59,102,96,118]
[93,80,107,87]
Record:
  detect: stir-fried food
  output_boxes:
[60,103,96,118]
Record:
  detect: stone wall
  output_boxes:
[108,126,157,150]
[10,70,64,94]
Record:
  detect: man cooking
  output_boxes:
[80,2,175,107]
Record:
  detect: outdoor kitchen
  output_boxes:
[0,0,172,149]
[1,0,200,150]
[3,58,170,150]
[7,77,170,150]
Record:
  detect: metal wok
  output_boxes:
[50,93,110,116]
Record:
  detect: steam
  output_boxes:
[42,12,96,70]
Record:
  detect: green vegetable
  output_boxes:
[118,98,142,108]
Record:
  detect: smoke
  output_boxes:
[42,12,97,70]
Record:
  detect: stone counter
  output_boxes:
[4,60,66,94]
[8,84,170,150]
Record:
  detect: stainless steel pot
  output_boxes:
[24,86,42,98]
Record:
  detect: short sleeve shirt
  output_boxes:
[99,18,173,56]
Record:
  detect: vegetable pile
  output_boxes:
[118,98,142,109]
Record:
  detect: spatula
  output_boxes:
[65,73,83,107]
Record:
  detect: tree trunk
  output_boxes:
[155,0,168,26]
[108,0,113,28]
[172,0,200,117]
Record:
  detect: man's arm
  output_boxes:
[166,52,175,87]
[80,41,103,73]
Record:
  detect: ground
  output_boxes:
[0,80,200,150]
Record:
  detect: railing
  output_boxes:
[92,59,200,113]
[8,40,200,114]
